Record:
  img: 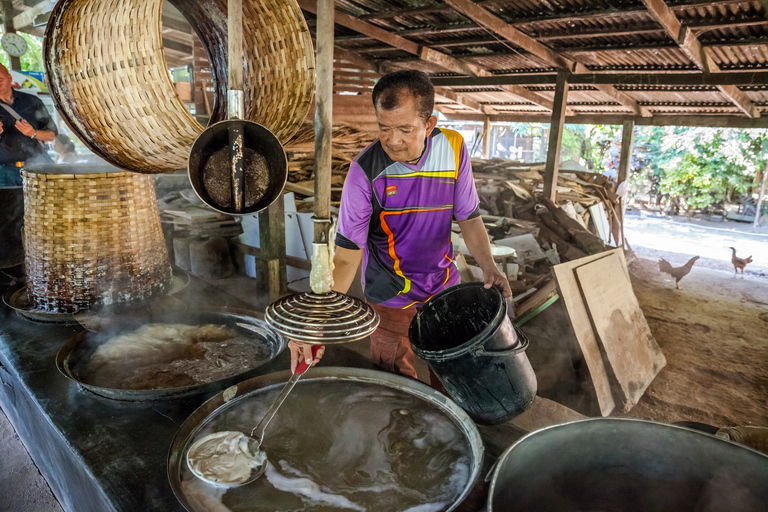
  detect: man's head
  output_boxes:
[372,70,438,163]
[0,64,12,99]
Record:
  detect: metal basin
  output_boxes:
[56,308,285,401]
[488,418,768,511]
[169,367,484,511]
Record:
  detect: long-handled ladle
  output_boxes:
[186,345,321,487]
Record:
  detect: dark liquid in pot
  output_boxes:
[181,381,473,512]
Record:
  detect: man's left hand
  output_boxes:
[15,119,35,137]
[482,266,512,298]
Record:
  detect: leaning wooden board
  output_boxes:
[575,252,666,409]
[552,251,617,416]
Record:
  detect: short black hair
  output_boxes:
[372,70,435,122]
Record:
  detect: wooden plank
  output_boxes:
[574,252,666,410]
[552,250,617,416]
[543,71,569,202]
[495,234,546,263]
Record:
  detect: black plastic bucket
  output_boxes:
[408,283,537,425]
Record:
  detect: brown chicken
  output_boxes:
[658,256,700,289]
[729,247,753,278]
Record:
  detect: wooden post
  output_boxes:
[617,119,635,242]
[257,199,287,300]
[314,0,334,244]
[2,1,21,71]
[618,120,635,185]
[543,70,569,202]
[482,115,491,159]
[754,162,768,228]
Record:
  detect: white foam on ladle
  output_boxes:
[187,431,267,487]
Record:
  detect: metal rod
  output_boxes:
[314,0,334,244]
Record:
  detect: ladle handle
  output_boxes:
[251,345,321,443]
[295,344,322,375]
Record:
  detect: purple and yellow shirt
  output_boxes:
[335,127,480,309]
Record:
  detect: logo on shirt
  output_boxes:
[385,185,398,196]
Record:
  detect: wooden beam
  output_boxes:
[430,70,768,87]
[162,38,193,55]
[543,71,569,202]
[482,115,491,159]
[755,162,768,228]
[641,0,759,119]
[442,113,768,129]
[11,0,54,30]
[434,86,488,114]
[618,119,635,185]
[297,0,554,111]
[162,14,193,33]
[443,0,649,117]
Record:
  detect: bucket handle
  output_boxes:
[472,325,530,357]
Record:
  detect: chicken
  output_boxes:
[729,247,753,278]
[658,256,699,289]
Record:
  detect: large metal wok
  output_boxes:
[168,367,484,512]
[488,418,768,511]
[56,308,285,401]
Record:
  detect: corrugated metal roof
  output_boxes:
[311,0,768,120]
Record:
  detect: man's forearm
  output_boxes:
[457,216,496,271]
[35,130,56,142]
[332,246,363,294]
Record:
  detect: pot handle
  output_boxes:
[473,325,530,357]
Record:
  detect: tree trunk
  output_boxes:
[754,163,768,228]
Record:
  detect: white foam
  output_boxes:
[265,461,366,511]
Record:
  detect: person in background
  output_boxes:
[288,70,511,380]
[54,134,78,164]
[0,63,57,187]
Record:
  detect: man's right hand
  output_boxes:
[288,341,325,374]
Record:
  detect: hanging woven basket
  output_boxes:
[22,167,173,313]
[43,0,314,174]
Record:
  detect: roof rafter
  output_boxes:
[641,0,760,118]
[297,0,555,111]
[326,42,493,114]
[443,0,651,117]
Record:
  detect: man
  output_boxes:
[289,70,510,377]
[0,64,57,187]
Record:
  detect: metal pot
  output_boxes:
[488,418,768,511]
[168,367,484,511]
[187,119,287,216]
[56,308,286,401]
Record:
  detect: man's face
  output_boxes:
[0,69,12,98]
[376,95,437,163]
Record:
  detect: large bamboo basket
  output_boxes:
[43,0,314,174]
[22,168,173,313]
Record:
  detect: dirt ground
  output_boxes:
[617,256,768,427]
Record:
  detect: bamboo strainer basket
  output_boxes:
[43,0,314,174]
[22,168,172,313]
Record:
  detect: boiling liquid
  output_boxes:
[180,381,473,512]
